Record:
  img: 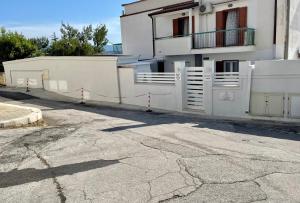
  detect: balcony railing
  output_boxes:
[193,28,255,49]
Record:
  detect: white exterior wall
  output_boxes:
[164,55,195,72]
[202,59,300,121]
[119,67,182,111]
[288,0,300,59]
[121,0,193,59]
[207,61,252,118]
[123,0,189,15]
[121,12,154,59]
[3,57,120,103]
[154,0,276,61]
[251,60,300,94]
[276,0,300,59]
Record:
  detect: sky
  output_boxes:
[0,0,130,43]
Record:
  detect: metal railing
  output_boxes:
[136,72,176,84]
[214,72,240,87]
[193,28,255,49]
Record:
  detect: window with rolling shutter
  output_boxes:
[216,7,248,47]
[173,19,179,37]
[173,17,195,37]
[216,11,226,47]
[238,7,248,45]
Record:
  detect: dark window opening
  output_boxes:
[157,61,165,72]
[195,54,203,67]
[173,17,195,37]
[216,60,239,72]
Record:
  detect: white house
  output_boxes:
[121,0,300,72]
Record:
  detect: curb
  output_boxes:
[0,103,42,128]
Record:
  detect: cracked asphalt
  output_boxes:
[0,91,300,203]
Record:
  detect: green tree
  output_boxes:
[0,28,37,71]
[48,23,108,56]
[30,37,49,50]
[30,37,49,56]
[93,25,108,53]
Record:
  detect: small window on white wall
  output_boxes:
[224,60,239,72]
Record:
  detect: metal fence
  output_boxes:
[214,72,240,87]
[193,28,255,49]
[136,72,176,84]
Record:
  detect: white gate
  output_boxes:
[185,67,204,111]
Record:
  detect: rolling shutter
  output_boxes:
[216,11,226,47]
[173,19,179,37]
[238,7,248,45]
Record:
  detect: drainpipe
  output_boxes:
[284,0,290,60]
[189,8,193,50]
[150,16,156,58]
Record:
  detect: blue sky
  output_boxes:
[0,0,130,43]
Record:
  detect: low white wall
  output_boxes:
[251,60,300,93]
[3,57,120,103]
[209,62,251,118]
[155,37,191,57]
[119,67,182,111]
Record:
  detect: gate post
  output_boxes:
[174,61,186,112]
[203,60,214,116]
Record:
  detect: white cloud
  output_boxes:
[1,17,122,43]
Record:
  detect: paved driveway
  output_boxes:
[0,91,300,203]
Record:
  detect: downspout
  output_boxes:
[150,16,156,58]
[116,59,122,104]
[284,0,290,60]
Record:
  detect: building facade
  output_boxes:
[121,0,300,72]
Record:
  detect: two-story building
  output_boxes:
[121,0,300,72]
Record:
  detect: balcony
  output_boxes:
[154,28,256,56]
[192,28,255,49]
[155,36,192,56]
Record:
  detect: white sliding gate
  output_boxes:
[185,67,205,111]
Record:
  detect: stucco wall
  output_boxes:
[121,12,154,59]
[153,0,275,61]
[119,67,181,111]
[288,0,300,59]
[3,57,120,103]
[251,60,300,93]
[123,0,189,15]
[210,62,251,118]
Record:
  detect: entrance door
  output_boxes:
[185,67,204,111]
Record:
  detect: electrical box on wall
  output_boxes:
[250,92,285,117]
[289,95,300,118]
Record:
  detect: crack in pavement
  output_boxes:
[24,143,67,203]
[134,136,300,203]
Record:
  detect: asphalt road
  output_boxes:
[0,91,300,203]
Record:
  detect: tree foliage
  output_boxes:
[0,28,37,71]
[0,23,109,70]
[48,23,108,56]
[93,25,109,53]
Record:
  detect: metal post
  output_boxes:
[26,78,30,92]
[80,88,85,104]
[146,92,152,112]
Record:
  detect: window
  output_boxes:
[157,61,165,72]
[216,7,247,47]
[216,60,239,72]
[224,61,239,72]
[173,17,195,37]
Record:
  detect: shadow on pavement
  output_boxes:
[1,89,300,142]
[0,159,120,188]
